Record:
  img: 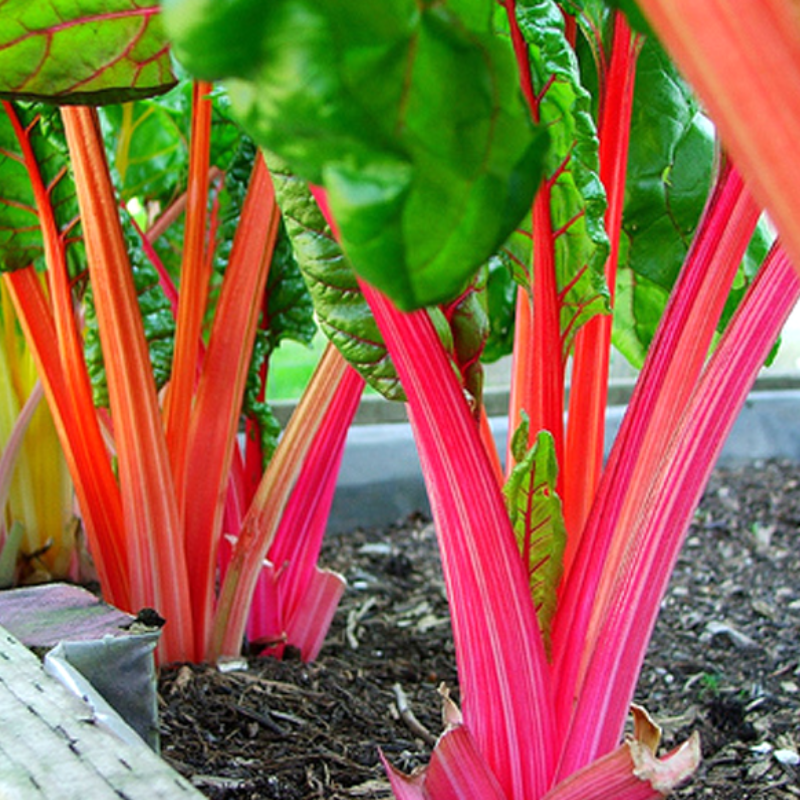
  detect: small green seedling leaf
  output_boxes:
[504,419,566,657]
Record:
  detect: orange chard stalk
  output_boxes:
[633,0,800,277]
[180,153,281,656]
[60,106,194,663]
[163,80,214,506]
[563,14,641,567]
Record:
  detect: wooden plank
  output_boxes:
[0,583,134,648]
[0,625,204,799]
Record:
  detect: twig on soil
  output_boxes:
[230,702,286,736]
[346,597,377,649]
[391,683,438,746]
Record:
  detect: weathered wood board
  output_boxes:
[0,625,203,799]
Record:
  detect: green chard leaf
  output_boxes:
[439,271,490,412]
[100,90,189,207]
[482,254,517,363]
[0,1,177,105]
[163,0,548,310]
[610,39,772,368]
[613,39,714,366]
[100,82,246,210]
[0,102,83,272]
[514,0,610,355]
[271,157,489,407]
[504,419,566,658]
[248,222,318,461]
[269,157,404,402]
[241,328,282,464]
[262,222,317,357]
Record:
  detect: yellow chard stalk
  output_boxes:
[0,282,75,582]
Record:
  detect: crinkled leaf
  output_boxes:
[0,1,176,105]
[163,0,546,310]
[514,0,610,354]
[0,103,82,272]
[269,158,403,402]
[568,4,618,114]
[246,223,317,461]
[440,271,489,411]
[504,419,566,657]
[612,39,770,368]
[242,329,282,464]
[613,38,714,366]
[482,254,517,363]
[263,224,316,356]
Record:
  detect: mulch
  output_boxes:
[158,459,800,799]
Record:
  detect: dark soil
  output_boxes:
[158,460,800,799]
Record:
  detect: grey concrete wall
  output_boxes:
[327,390,800,533]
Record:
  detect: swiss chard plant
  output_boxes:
[163,0,800,797]
[0,1,382,665]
